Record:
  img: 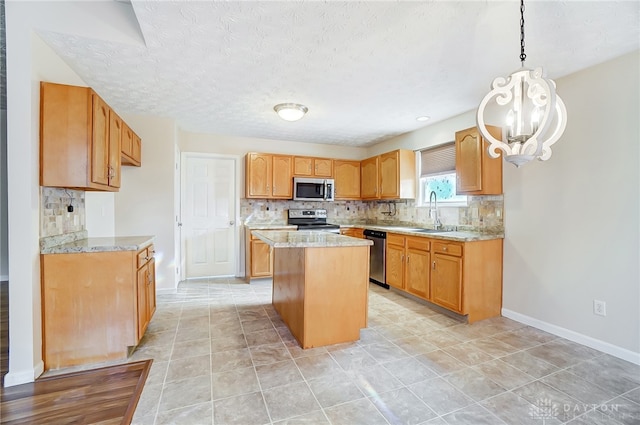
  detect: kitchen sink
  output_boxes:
[411,228,448,233]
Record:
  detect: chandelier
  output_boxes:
[476,0,567,167]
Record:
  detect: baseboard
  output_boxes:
[3,360,45,387]
[502,308,640,365]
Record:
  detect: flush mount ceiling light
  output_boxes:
[476,0,567,167]
[416,116,430,122]
[274,103,308,122]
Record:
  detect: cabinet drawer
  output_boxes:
[387,233,405,247]
[432,241,463,257]
[407,237,430,252]
[137,247,149,268]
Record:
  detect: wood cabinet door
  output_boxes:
[136,264,148,341]
[334,160,361,199]
[380,151,399,198]
[293,157,313,176]
[147,258,156,320]
[314,158,333,177]
[132,134,142,164]
[431,254,463,313]
[90,94,110,186]
[122,124,133,158]
[456,128,483,193]
[251,240,273,277]
[108,110,122,188]
[272,155,293,198]
[360,156,379,199]
[405,247,430,300]
[246,153,272,198]
[386,243,405,290]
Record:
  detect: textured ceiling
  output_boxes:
[37,1,639,147]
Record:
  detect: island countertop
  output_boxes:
[41,236,155,254]
[252,230,373,248]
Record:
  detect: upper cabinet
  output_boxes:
[121,123,142,167]
[245,153,293,199]
[293,156,333,177]
[455,126,503,195]
[360,156,379,199]
[40,82,141,191]
[334,160,361,200]
[361,149,416,200]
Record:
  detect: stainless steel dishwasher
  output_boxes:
[363,229,389,289]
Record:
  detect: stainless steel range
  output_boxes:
[287,209,340,234]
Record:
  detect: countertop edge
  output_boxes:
[252,230,373,248]
[41,236,155,254]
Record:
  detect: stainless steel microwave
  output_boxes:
[293,177,335,201]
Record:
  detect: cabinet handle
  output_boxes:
[401,254,404,262]
[443,246,448,251]
[432,261,436,270]
[407,255,410,263]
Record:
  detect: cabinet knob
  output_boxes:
[443,247,448,251]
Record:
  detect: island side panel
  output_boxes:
[302,245,369,348]
[272,247,306,345]
[41,251,137,369]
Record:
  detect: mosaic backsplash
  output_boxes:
[242,195,503,233]
[40,187,86,237]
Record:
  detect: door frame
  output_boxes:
[179,152,243,281]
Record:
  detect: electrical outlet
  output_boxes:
[594,300,607,316]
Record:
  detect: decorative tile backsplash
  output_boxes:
[40,187,86,237]
[241,195,503,233]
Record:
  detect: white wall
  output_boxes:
[85,192,115,237]
[181,132,367,160]
[502,51,640,361]
[0,109,7,280]
[115,115,178,290]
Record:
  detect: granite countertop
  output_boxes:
[245,223,297,230]
[368,227,502,242]
[252,230,373,248]
[41,236,155,254]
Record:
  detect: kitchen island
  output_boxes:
[252,230,373,349]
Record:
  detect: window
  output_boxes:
[417,142,467,206]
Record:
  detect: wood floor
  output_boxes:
[0,359,152,425]
[0,280,7,387]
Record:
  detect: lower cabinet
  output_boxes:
[136,245,156,339]
[431,244,463,312]
[41,245,156,370]
[386,233,502,323]
[386,234,430,294]
[245,227,291,280]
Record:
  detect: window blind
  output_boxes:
[419,141,456,177]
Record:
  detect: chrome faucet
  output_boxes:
[429,190,442,230]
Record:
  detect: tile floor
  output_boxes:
[127,278,640,425]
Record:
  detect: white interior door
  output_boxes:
[183,155,236,278]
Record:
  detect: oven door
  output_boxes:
[293,178,334,201]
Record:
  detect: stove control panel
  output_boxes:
[288,209,327,219]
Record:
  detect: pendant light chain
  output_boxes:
[520,0,527,66]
